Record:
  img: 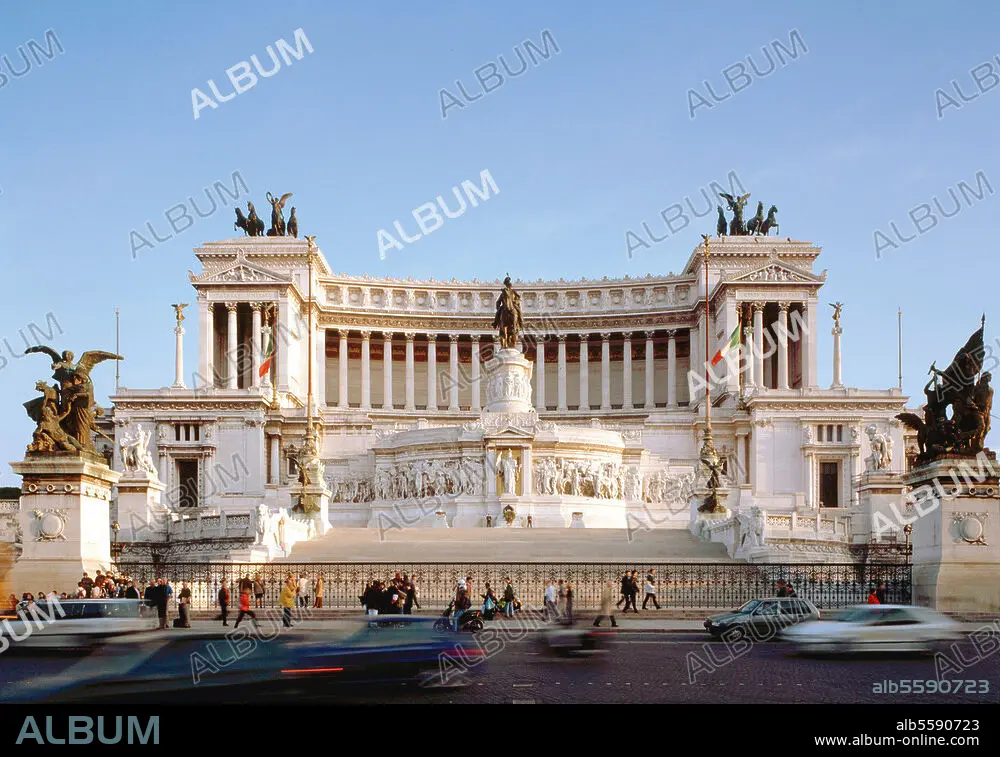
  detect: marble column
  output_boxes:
[426,334,437,410]
[742,304,754,390]
[622,332,633,410]
[198,300,214,389]
[723,295,740,396]
[600,333,611,410]
[382,332,394,409]
[535,337,546,411]
[173,324,186,388]
[269,435,281,485]
[578,334,590,411]
[360,330,372,410]
[644,331,655,409]
[404,332,416,410]
[225,302,238,390]
[315,325,326,407]
[832,323,844,389]
[338,330,349,408]
[777,301,790,390]
[666,330,677,407]
[556,335,568,411]
[470,336,481,411]
[276,302,289,391]
[752,302,765,389]
[805,300,818,388]
[448,334,460,410]
[485,448,497,496]
[260,306,271,389]
[250,303,262,388]
[736,432,747,484]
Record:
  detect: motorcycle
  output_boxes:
[433,603,485,633]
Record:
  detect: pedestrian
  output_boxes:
[234,587,258,628]
[617,572,629,609]
[593,581,618,628]
[177,582,192,628]
[253,575,265,609]
[776,579,788,597]
[362,580,379,616]
[218,583,230,626]
[557,580,566,618]
[297,573,309,609]
[867,587,880,604]
[785,581,797,598]
[502,577,516,618]
[279,579,296,628]
[7,593,17,611]
[90,583,104,599]
[564,583,574,625]
[143,580,155,606]
[124,581,140,600]
[544,580,558,621]
[642,576,660,610]
[313,575,324,609]
[452,582,471,631]
[403,579,419,615]
[482,581,497,617]
[78,572,93,598]
[154,578,168,630]
[526,515,533,528]
[875,581,887,604]
[625,571,640,613]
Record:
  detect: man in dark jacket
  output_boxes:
[625,571,640,613]
[153,579,169,629]
[218,584,230,626]
[124,581,140,600]
[874,581,887,604]
[776,579,788,597]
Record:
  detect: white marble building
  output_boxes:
[103,234,914,561]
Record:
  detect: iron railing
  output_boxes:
[111,561,911,611]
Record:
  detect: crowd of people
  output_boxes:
[360,573,421,615]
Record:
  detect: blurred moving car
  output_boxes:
[704,598,820,638]
[3,616,484,703]
[0,600,158,651]
[780,605,962,654]
[536,621,608,657]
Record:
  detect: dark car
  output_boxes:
[704,598,820,639]
[4,616,484,703]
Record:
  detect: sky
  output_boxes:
[2,1,999,485]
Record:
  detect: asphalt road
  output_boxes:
[3,632,998,705]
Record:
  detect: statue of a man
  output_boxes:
[497,450,519,495]
[492,275,524,350]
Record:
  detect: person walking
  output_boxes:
[624,571,639,613]
[564,583,574,625]
[875,581,887,604]
[154,578,169,630]
[218,584,230,626]
[642,576,660,610]
[593,581,618,628]
[557,580,566,618]
[502,577,517,618]
[785,581,797,598]
[867,587,880,604]
[544,580,558,622]
[177,582,192,628]
[253,576,265,609]
[403,579,419,615]
[234,588,258,629]
[297,574,309,609]
[279,579,296,628]
[313,575,324,609]
[776,579,788,597]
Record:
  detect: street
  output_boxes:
[3,631,997,705]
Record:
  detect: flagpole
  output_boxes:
[701,235,713,445]
[115,307,120,393]
[897,308,902,391]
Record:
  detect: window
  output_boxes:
[836,425,843,442]
[826,425,834,441]
[176,460,199,508]
[816,425,824,442]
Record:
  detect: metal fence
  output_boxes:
[112,561,911,611]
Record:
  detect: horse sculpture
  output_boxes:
[746,201,765,235]
[760,205,778,236]
[245,202,265,236]
[492,275,523,350]
[716,206,727,236]
[234,207,250,236]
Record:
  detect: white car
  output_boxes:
[0,599,159,650]
[781,604,962,654]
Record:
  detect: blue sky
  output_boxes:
[2,1,999,483]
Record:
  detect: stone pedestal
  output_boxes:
[483,348,534,414]
[855,472,906,542]
[901,455,1000,613]
[294,484,331,535]
[9,453,120,595]
[116,472,168,542]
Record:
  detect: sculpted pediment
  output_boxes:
[730,259,820,284]
[189,250,291,285]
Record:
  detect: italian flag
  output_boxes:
[259,331,275,377]
[711,324,741,367]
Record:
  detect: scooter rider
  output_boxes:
[452,580,472,631]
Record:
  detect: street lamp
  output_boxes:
[110,521,122,561]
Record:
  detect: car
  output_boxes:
[780,604,962,654]
[704,598,820,639]
[0,599,159,651]
[2,616,485,703]
[535,621,609,657]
